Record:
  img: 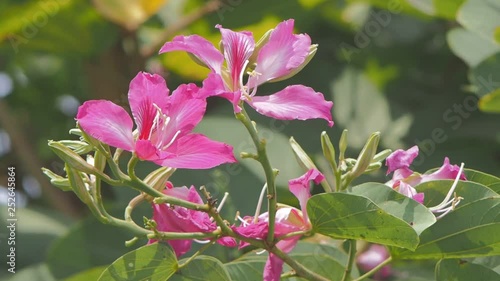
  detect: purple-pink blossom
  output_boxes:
[357,244,392,280]
[149,183,236,257]
[76,72,236,169]
[159,19,333,126]
[385,145,466,206]
[232,169,324,281]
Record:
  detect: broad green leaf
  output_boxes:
[447,28,500,67]
[170,256,231,281]
[393,181,500,259]
[457,0,500,44]
[285,254,345,281]
[479,89,500,113]
[464,168,500,191]
[469,53,500,97]
[436,259,500,281]
[468,256,500,275]
[65,266,107,281]
[225,260,266,281]
[349,183,436,235]
[433,0,466,19]
[307,193,420,250]
[98,243,177,281]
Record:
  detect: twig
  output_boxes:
[140,0,222,57]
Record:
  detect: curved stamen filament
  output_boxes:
[217,192,230,213]
[161,130,181,150]
[253,183,268,223]
[429,163,464,213]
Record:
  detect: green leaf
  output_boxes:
[469,52,500,97]
[457,0,500,44]
[479,89,500,113]
[468,256,500,275]
[170,256,231,281]
[349,183,437,235]
[64,266,107,281]
[436,259,500,281]
[307,193,420,250]
[284,254,345,281]
[98,243,177,281]
[225,260,266,281]
[447,28,500,67]
[464,168,500,191]
[392,181,500,259]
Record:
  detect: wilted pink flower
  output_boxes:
[150,184,236,257]
[385,145,466,218]
[76,72,236,169]
[357,244,392,280]
[233,169,324,281]
[159,19,333,126]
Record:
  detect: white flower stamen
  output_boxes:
[429,162,465,218]
[217,192,230,213]
[193,239,211,244]
[253,183,268,223]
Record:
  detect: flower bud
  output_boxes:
[339,129,348,161]
[372,149,392,163]
[66,164,106,219]
[59,140,93,155]
[48,141,100,175]
[269,44,318,83]
[351,132,380,178]
[41,168,71,191]
[144,167,176,192]
[321,131,338,173]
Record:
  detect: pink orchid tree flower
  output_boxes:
[149,183,236,257]
[76,72,236,169]
[385,145,466,218]
[159,19,333,126]
[232,169,324,281]
[356,244,392,280]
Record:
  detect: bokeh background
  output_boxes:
[0,0,499,280]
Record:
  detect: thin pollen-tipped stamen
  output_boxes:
[162,130,181,150]
[429,162,464,212]
[217,192,230,213]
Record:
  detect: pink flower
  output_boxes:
[357,244,392,280]
[233,169,324,281]
[149,184,236,257]
[159,19,333,126]
[76,72,236,169]
[385,146,466,218]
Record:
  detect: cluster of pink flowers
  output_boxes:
[75,19,332,281]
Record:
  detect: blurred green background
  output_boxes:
[0,0,499,280]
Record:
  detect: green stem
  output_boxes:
[353,256,392,281]
[236,106,277,245]
[342,239,357,281]
[280,270,297,279]
[276,230,311,240]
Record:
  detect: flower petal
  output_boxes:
[128,72,170,140]
[250,19,311,87]
[421,157,467,182]
[157,133,236,169]
[76,100,134,151]
[385,145,419,175]
[263,238,300,281]
[159,35,224,73]
[288,169,324,222]
[135,139,159,161]
[217,25,255,91]
[248,85,333,126]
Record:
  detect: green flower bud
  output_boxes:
[339,129,348,161]
[48,141,100,175]
[351,132,380,178]
[59,140,93,154]
[321,131,338,173]
[372,149,392,163]
[41,168,71,191]
[144,167,176,192]
[66,164,106,220]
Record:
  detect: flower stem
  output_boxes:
[178,240,216,269]
[353,256,392,281]
[236,107,277,245]
[342,239,357,281]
